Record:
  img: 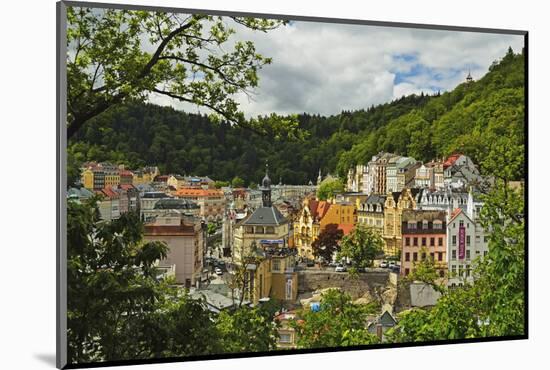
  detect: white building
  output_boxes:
[446,205,489,287]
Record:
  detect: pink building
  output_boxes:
[401,210,447,278]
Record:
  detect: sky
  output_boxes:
[146,17,524,117]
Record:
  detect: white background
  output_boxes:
[0,0,545,369]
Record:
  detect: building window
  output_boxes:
[413,252,418,261]
[484,236,489,243]
[405,268,410,276]
[430,237,435,246]
[438,252,443,261]
[451,265,457,274]
[405,252,410,262]
[408,221,417,229]
[433,221,443,229]
[430,252,435,261]
[466,235,471,246]
[465,265,471,277]
[405,237,410,246]
[412,237,417,246]
[439,270,445,277]
[421,252,426,261]
[452,235,457,246]
[272,260,281,272]
[466,250,471,260]
[459,220,464,227]
[438,237,443,246]
[422,220,429,229]
[421,238,426,246]
[452,250,456,260]
[279,333,292,343]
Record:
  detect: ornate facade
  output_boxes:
[382,188,417,257]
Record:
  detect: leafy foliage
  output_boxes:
[317,178,345,201]
[337,225,384,273]
[290,289,380,348]
[311,223,343,262]
[67,198,279,364]
[66,7,301,140]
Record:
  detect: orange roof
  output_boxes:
[448,208,463,223]
[338,224,355,236]
[175,188,224,197]
[316,201,331,220]
[119,170,133,176]
[98,186,119,199]
[443,153,462,168]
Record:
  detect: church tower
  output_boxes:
[260,163,272,207]
[466,68,473,83]
[317,168,322,186]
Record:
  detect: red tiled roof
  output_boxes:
[316,201,331,220]
[443,153,462,168]
[99,187,119,199]
[448,208,463,223]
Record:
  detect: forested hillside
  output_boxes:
[69,48,524,186]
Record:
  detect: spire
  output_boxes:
[261,161,272,207]
[466,68,473,83]
[317,168,322,185]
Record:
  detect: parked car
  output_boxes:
[335,265,347,272]
[215,267,223,275]
[390,265,400,273]
[388,261,396,268]
[379,261,389,268]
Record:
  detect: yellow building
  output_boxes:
[293,197,330,260]
[104,170,120,188]
[81,168,94,190]
[382,188,417,257]
[319,201,356,231]
[357,194,386,234]
[233,167,298,305]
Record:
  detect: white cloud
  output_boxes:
[150,17,524,117]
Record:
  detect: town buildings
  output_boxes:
[144,213,204,287]
[174,188,226,221]
[446,207,489,287]
[367,152,399,195]
[401,210,447,278]
[357,194,386,233]
[382,188,417,257]
[232,167,298,305]
[293,197,331,260]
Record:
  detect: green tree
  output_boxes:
[407,247,445,294]
[337,225,383,273]
[231,176,245,188]
[311,223,343,262]
[317,178,344,201]
[66,7,301,139]
[67,197,229,363]
[214,180,230,189]
[216,306,279,353]
[291,289,379,348]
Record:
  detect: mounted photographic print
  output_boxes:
[56,1,527,368]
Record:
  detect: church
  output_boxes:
[232,165,298,305]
